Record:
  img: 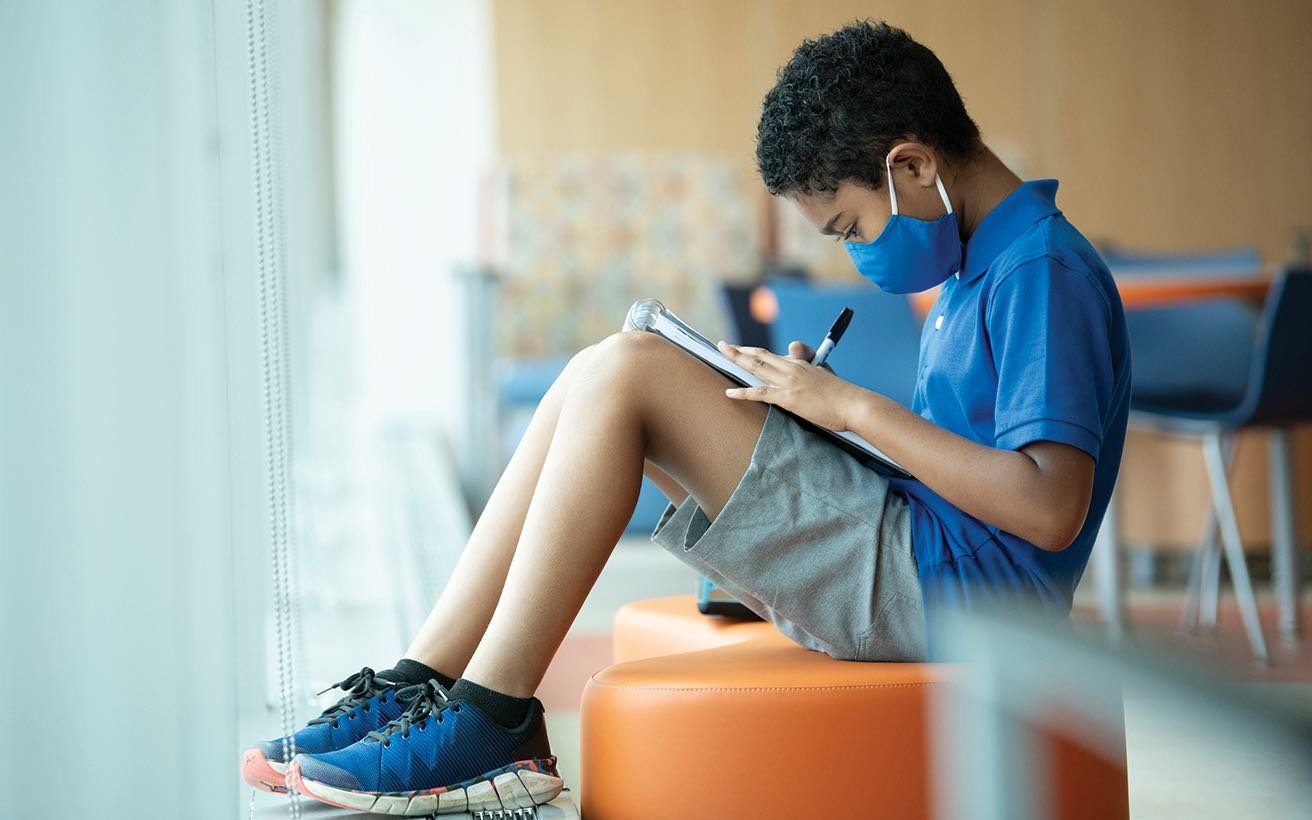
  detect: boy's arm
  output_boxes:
[844,391,1095,552]
[716,348,1097,551]
[719,256,1111,551]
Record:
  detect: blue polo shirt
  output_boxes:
[885,179,1131,656]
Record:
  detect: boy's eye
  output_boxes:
[837,224,858,243]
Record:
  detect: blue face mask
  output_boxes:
[844,153,962,293]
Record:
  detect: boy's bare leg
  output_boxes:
[460,331,768,697]
[403,343,689,673]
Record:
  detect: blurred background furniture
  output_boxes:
[1124,268,1312,662]
[1091,248,1271,629]
[580,596,1130,819]
[1121,298,1256,415]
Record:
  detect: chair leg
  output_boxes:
[1198,514,1222,631]
[1094,484,1123,633]
[1196,438,1233,629]
[1182,508,1218,633]
[1269,428,1301,643]
[1203,432,1269,663]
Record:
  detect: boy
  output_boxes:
[243,19,1130,814]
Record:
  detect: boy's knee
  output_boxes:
[587,331,674,376]
[568,341,600,370]
[561,333,685,412]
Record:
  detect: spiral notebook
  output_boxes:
[622,298,911,480]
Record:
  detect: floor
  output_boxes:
[1085,595,1312,820]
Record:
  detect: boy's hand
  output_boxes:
[716,340,860,432]
[786,340,836,375]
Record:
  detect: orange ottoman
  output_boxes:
[610,593,779,662]
[579,595,1129,820]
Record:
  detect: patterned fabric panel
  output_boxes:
[486,154,761,358]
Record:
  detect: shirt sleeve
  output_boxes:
[986,254,1114,460]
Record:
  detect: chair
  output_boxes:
[1112,244,1262,413]
[764,278,922,408]
[1126,300,1256,413]
[1091,248,1265,630]
[1093,298,1255,629]
[1128,269,1312,662]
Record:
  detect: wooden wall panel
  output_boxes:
[493,0,1312,261]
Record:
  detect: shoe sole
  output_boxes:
[287,757,564,816]
[242,748,289,793]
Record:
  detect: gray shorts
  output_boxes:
[650,403,926,662]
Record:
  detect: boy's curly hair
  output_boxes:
[756,20,982,197]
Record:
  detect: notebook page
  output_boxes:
[651,312,764,387]
[650,310,905,473]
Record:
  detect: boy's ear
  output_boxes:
[889,141,939,189]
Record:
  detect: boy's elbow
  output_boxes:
[1033,521,1081,552]
[1031,499,1090,552]
[1017,442,1097,552]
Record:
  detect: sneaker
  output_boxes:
[287,679,564,815]
[241,667,419,793]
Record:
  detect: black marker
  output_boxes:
[810,307,853,367]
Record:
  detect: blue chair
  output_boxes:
[1093,248,1265,628]
[764,278,922,408]
[1126,300,1257,414]
[1128,269,1312,662]
[1115,246,1263,421]
[1112,246,1264,403]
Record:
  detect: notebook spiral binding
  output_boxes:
[624,297,720,350]
[622,297,664,332]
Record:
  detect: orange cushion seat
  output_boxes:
[579,595,1129,820]
[610,593,780,663]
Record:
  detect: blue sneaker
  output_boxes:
[287,679,564,815]
[241,667,420,793]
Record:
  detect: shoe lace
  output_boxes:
[306,667,396,728]
[365,678,461,745]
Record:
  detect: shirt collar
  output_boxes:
[958,179,1061,283]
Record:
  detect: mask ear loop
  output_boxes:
[883,152,899,216]
[887,150,954,217]
[934,174,954,215]
[933,171,960,280]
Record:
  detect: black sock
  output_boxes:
[377,658,458,690]
[449,678,536,730]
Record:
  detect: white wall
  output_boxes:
[0,2,272,816]
[331,0,496,450]
[0,4,490,812]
